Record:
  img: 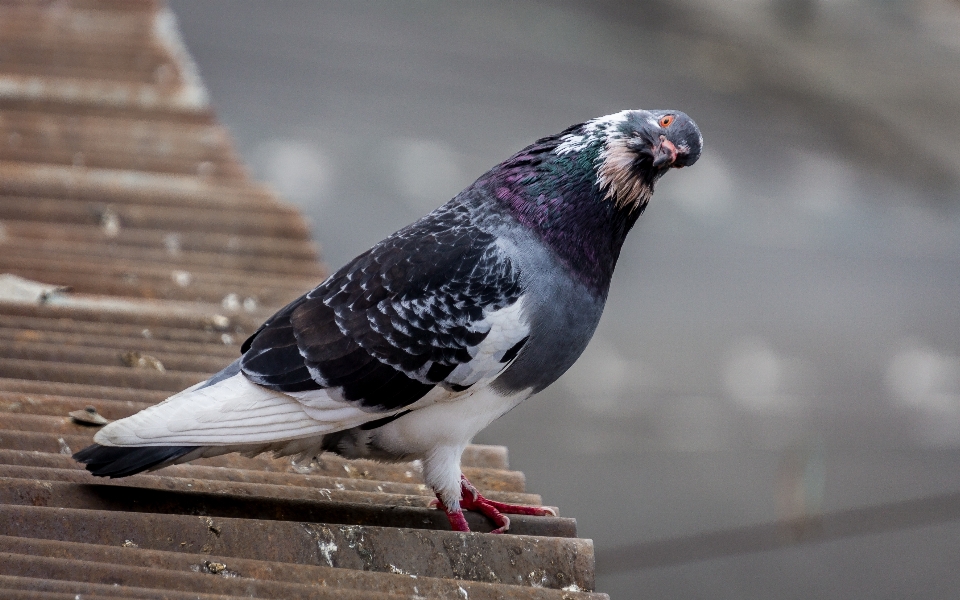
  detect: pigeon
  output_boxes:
[74,109,702,533]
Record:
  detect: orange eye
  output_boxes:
[659,115,675,128]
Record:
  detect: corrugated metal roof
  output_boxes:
[0,1,607,598]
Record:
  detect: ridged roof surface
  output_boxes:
[0,1,606,598]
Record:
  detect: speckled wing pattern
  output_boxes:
[240,205,526,413]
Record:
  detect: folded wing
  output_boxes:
[96,205,530,449]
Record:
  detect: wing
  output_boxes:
[240,206,528,414]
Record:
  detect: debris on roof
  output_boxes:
[0,274,68,304]
[0,0,607,598]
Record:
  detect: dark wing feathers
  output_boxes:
[239,292,305,355]
[74,444,197,478]
[240,205,522,412]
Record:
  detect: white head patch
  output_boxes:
[554,110,632,156]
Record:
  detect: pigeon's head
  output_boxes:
[626,109,702,170]
[555,109,702,211]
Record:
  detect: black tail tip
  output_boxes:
[73,443,197,478]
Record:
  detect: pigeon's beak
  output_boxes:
[652,136,678,169]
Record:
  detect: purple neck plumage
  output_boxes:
[479,137,646,295]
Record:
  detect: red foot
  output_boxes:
[433,474,557,534]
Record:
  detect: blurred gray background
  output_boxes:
[167,1,960,597]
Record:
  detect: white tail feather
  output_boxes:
[94,373,370,447]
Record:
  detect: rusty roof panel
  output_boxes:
[0,551,402,600]
[0,194,310,238]
[0,111,246,179]
[0,0,208,112]
[1,220,321,261]
[0,449,530,501]
[0,0,607,597]
[1,506,597,591]
[1,535,609,600]
[0,300,262,334]
[0,462,540,509]
[0,377,169,403]
[0,314,236,343]
[0,476,571,538]
[0,162,281,207]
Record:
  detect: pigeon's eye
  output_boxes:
[659,115,675,128]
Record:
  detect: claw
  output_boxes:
[435,474,558,534]
[460,474,480,502]
[490,515,510,534]
[483,497,558,518]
